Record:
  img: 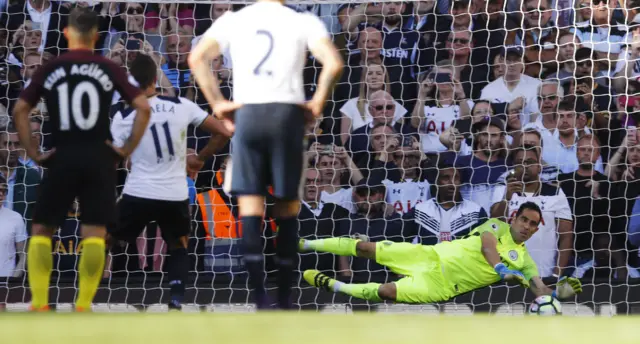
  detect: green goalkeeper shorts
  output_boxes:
[375,241,455,304]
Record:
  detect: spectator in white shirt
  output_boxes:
[491,146,573,277]
[310,144,363,213]
[480,45,541,125]
[411,71,471,153]
[542,99,604,174]
[384,136,431,214]
[523,79,563,140]
[0,176,27,278]
[339,63,404,145]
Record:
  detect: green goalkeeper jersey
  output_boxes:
[432,218,539,296]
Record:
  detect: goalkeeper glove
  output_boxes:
[552,277,582,299]
[494,263,530,288]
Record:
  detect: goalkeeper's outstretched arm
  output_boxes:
[529,276,583,300]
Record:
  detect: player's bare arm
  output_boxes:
[111,94,152,158]
[13,99,54,164]
[196,117,232,160]
[188,37,240,119]
[307,37,344,117]
[555,219,574,277]
[529,276,554,297]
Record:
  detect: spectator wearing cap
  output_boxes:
[298,168,351,277]
[337,175,406,282]
[446,117,508,213]
[542,100,604,174]
[402,162,487,245]
[480,46,541,126]
[0,175,27,279]
[5,0,68,56]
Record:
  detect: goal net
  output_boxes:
[1,0,640,315]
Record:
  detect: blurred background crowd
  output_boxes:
[1,0,640,289]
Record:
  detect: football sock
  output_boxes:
[335,282,382,302]
[242,216,266,294]
[27,236,52,309]
[76,237,106,310]
[167,247,188,305]
[302,237,358,257]
[275,217,298,307]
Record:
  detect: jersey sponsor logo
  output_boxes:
[421,119,454,134]
[439,231,452,242]
[383,48,409,60]
[393,199,422,213]
[508,250,518,261]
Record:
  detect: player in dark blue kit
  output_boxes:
[12,7,151,311]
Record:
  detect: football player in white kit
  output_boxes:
[109,54,232,310]
[188,0,344,309]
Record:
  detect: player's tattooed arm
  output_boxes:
[529,276,554,297]
[196,116,232,162]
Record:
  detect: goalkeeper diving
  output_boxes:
[301,202,583,303]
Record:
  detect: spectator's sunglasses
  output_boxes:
[373,104,394,111]
[448,37,469,44]
[127,7,144,15]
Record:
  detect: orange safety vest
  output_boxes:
[196,188,278,240]
[197,189,241,240]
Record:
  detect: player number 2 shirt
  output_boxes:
[111,95,208,201]
[203,2,329,104]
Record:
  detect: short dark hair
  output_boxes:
[509,145,540,163]
[68,7,99,33]
[515,202,543,223]
[557,99,576,113]
[130,54,157,89]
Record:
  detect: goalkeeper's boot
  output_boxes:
[28,305,50,312]
[303,270,336,293]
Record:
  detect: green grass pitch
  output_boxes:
[0,312,637,344]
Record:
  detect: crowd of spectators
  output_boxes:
[1,0,640,291]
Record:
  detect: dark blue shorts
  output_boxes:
[229,103,306,200]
